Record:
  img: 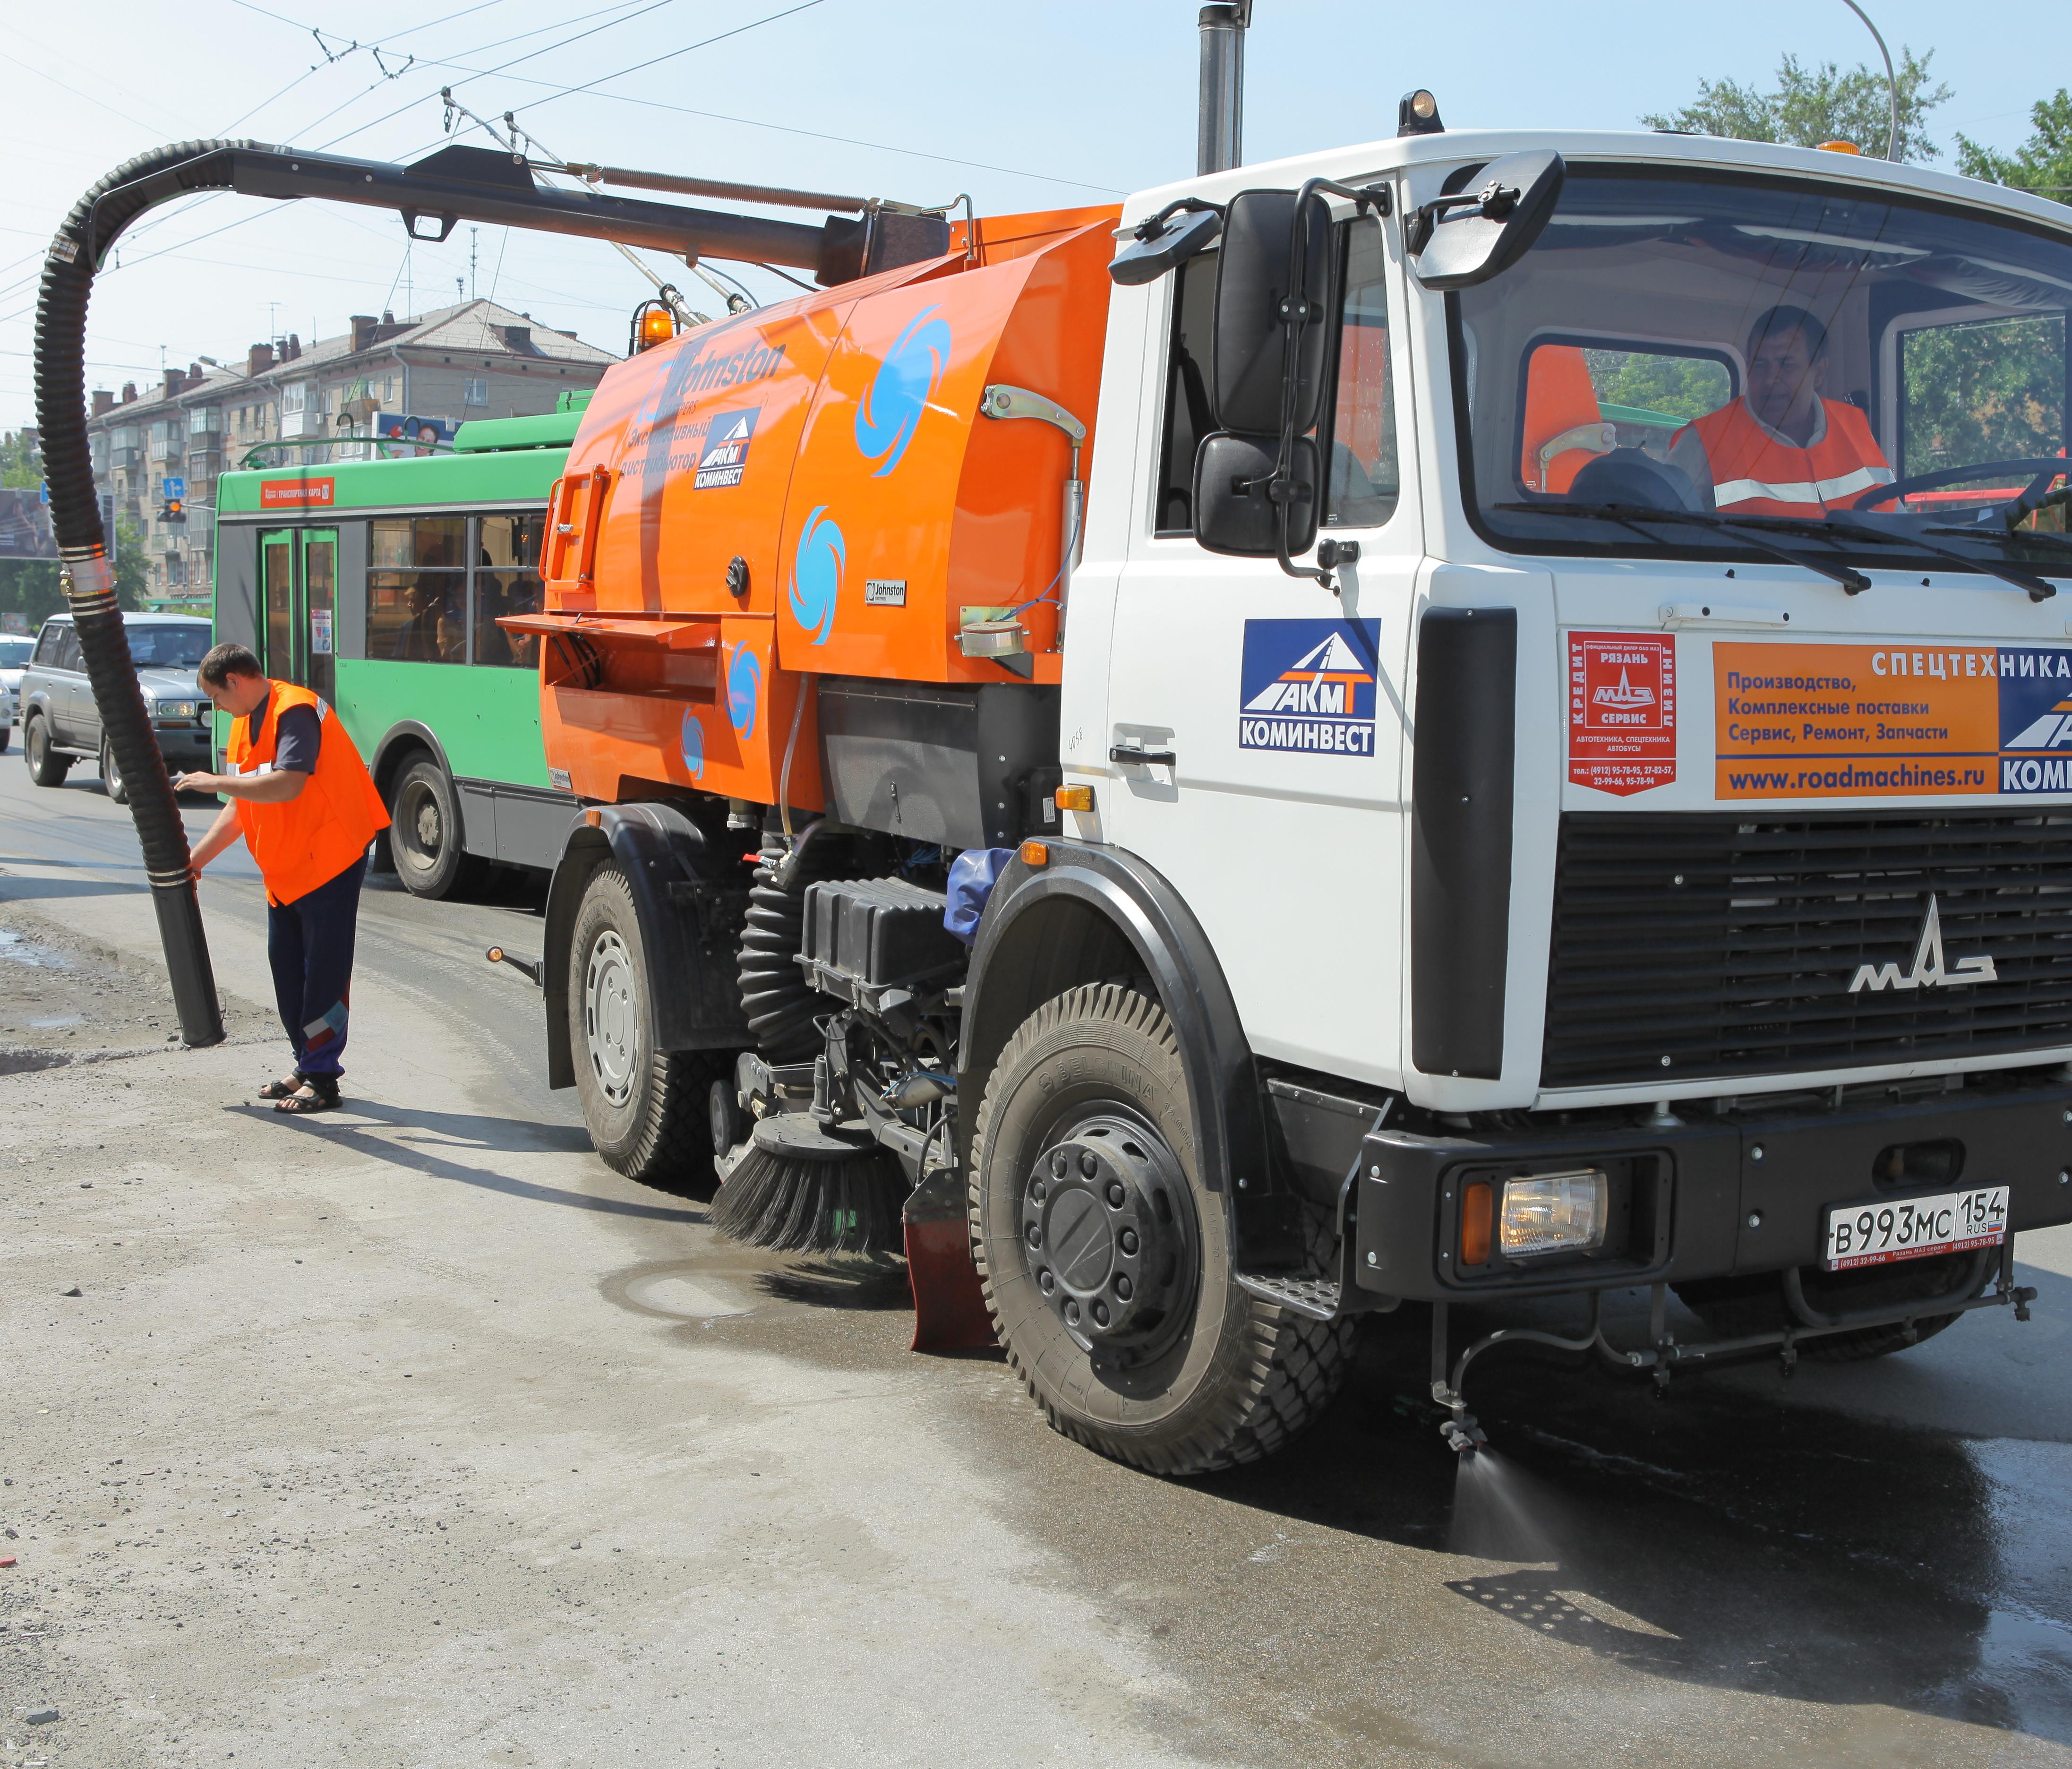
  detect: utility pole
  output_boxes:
[470,227,479,300]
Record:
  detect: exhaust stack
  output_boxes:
[1197,3,1252,175]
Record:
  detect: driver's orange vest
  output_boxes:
[1679,397,1893,517]
[223,681,389,906]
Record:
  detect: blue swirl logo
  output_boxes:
[789,506,844,645]
[855,306,951,478]
[680,707,704,780]
[727,644,762,738]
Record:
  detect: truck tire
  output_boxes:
[969,983,1354,1475]
[25,715,70,787]
[568,862,715,1191]
[1673,1252,1976,1362]
[100,737,129,806]
[388,756,484,900]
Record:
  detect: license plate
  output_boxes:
[1823,1186,2009,1271]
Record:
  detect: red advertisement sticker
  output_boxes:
[1568,632,1676,797]
[260,476,335,508]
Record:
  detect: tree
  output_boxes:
[1642,48,1952,163]
[1957,89,2072,207]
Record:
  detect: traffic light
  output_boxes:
[158,495,184,525]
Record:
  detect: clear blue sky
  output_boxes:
[0,0,2053,430]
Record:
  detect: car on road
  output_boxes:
[0,633,26,753]
[20,612,213,804]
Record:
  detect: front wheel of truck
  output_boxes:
[969,983,1354,1476]
[568,862,716,1193]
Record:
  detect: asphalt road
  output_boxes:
[2,752,2070,1768]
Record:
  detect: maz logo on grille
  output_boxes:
[1848,894,1999,994]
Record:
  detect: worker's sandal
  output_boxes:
[274,1077,342,1115]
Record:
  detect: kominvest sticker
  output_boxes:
[1238,619,1381,756]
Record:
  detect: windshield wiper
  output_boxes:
[1926,517,2072,574]
[1814,515,2057,602]
[1494,501,1872,593]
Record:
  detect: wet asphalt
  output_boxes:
[2,753,2068,1767]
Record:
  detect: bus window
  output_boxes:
[473,512,546,669]
[367,517,466,663]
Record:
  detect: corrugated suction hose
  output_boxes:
[736,829,858,1062]
[35,142,257,1047]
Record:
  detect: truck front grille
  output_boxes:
[1543,811,2072,1089]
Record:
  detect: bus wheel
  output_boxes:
[388,756,484,899]
[969,983,1355,1476]
[569,862,715,1190]
[25,716,70,787]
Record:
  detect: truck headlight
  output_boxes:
[1498,1169,1609,1257]
[156,699,198,719]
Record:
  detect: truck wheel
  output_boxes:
[969,983,1354,1475]
[388,756,484,900]
[569,862,715,1190]
[25,715,70,787]
[1673,1252,1976,1362]
[100,738,129,806]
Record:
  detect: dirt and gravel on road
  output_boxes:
[0,897,274,1074]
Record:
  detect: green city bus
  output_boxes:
[211,397,584,897]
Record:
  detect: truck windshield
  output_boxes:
[125,623,210,668]
[1453,164,2072,583]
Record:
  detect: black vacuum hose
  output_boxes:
[34,142,257,1047]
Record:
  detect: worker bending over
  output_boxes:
[177,643,391,1114]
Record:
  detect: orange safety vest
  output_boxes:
[1678,397,1893,518]
[223,680,390,907]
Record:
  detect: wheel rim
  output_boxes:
[1020,1108,1199,1365]
[27,721,43,766]
[104,748,120,794]
[394,778,442,875]
[583,928,639,1107]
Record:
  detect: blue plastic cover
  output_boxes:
[944,847,1013,945]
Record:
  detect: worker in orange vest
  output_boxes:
[176,642,391,1114]
[1671,305,1893,517]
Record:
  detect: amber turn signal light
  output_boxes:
[1019,840,1049,867]
[1460,1180,1494,1267]
[1054,785,1094,813]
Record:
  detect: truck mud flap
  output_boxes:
[902,1164,996,1353]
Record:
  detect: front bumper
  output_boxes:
[153,721,212,765]
[1350,1067,2072,1304]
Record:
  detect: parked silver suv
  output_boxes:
[20,613,213,804]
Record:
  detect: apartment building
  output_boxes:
[87,300,617,603]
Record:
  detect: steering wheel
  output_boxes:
[1849,457,2067,512]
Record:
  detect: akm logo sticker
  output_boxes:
[693,408,759,489]
[789,507,845,645]
[1238,619,1381,756]
[855,307,950,478]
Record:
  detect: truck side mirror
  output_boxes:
[1108,202,1221,286]
[1194,433,1320,558]
[1186,187,1333,565]
[1209,188,1334,436]
[1405,149,1564,291]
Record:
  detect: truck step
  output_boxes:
[1235,1271,1342,1321]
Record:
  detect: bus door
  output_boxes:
[301,528,337,703]
[257,526,337,700]
[260,529,296,682]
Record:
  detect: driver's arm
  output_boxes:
[1667,424,1718,511]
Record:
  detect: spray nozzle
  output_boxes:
[1441,1413,1487,1456]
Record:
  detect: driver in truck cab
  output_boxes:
[1670,304,1894,517]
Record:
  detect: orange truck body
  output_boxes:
[519,205,1119,810]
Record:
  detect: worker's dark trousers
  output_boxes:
[266,853,365,1081]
